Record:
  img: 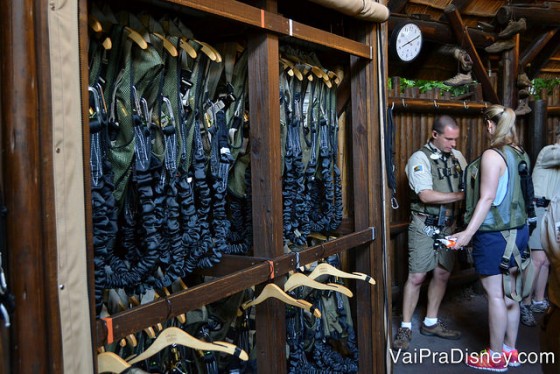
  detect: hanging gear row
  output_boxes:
[87,3,252,315]
[279,47,344,249]
[97,254,374,373]
[98,287,251,374]
[286,255,360,374]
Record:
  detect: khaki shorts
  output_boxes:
[408,213,456,273]
[528,206,547,250]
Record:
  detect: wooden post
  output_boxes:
[0,0,62,372]
[501,35,520,108]
[527,100,548,165]
[350,21,388,373]
[247,28,286,374]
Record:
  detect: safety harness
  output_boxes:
[464,145,534,301]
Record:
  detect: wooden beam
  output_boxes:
[527,29,560,78]
[497,5,560,26]
[165,0,373,58]
[388,97,490,113]
[389,14,495,47]
[501,35,520,108]
[444,4,500,104]
[387,0,409,14]
[519,29,558,70]
[438,0,473,21]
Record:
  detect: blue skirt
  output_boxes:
[471,225,529,276]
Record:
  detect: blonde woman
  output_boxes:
[451,105,531,371]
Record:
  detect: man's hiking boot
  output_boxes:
[392,327,412,350]
[498,18,526,39]
[443,72,473,87]
[485,39,515,53]
[515,99,532,116]
[517,72,532,88]
[420,320,461,340]
[453,48,473,72]
[518,88,530,99]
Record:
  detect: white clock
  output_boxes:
[390,23,423,62]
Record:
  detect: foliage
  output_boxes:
[532,78,560,99]
[389,78,473,97]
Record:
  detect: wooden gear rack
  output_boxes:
[92,0,387,373]
[0,0,389,372]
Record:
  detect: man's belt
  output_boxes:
[534,197,550,208]
[414,212,454,227]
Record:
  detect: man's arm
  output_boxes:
[418,189,464,204]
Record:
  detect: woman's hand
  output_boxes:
[448,230,472,250]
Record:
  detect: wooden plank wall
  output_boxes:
[387,82,560,297]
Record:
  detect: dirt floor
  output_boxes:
[391,282,547,373]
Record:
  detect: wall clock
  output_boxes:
[390,23,423,62]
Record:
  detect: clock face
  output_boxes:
[394,23,422,62]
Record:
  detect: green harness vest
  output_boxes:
[410,145,463,221]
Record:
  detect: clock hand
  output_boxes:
[402,35,420,48]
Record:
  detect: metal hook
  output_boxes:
[391,196,400,210]
[433,100,439,109]
[391,101,395,110]
[401,98,407,108]
[463,101,469,110]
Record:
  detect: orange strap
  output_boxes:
[101,317,114,345]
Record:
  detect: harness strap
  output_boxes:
[501,229,533,301]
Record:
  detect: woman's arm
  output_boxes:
[451,149,505,248]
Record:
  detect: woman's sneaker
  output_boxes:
[530,299,550,313]
[503,349,520,367]
[466,349,508,372]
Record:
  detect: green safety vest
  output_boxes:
[410,145,463,219]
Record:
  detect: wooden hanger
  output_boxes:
[136,13,178,57]
[152,286,187,324]
[124,27,148,50]
[105,289,139,348]
[98,352,131,374]
[283,272,353,297]
[280,57,303,81]
[89,15,103,33]
[164,18,201,60]
[127,326,249,365]
[308,263,376,285]
[128,295,157,339]
[153,32,179,57]
[179,37,198,59]
[241,283,321,318]
[193,39,222,62]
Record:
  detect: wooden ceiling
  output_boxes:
[387,0,560,81]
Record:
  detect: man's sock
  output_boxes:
[401,321,412,329]
[423,317,438,327]
[503,344,514,352]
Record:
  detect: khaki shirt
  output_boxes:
[405,142,467,195]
